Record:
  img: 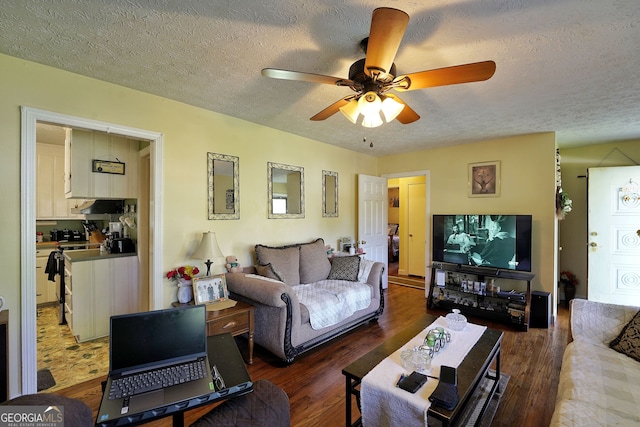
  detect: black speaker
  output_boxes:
[530,291,551,328]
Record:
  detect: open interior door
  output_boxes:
[358,174,388,289]
[407,182,426,277]
[588,165,640,306]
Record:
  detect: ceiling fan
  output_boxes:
[262,7,496,128]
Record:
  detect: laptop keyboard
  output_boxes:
[108,358,208,399]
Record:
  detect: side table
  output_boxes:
[172,300,255,364]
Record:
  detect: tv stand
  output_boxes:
[427,262,534,331]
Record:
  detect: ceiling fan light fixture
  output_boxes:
[339,99,360,124]
[358,91,382,116]
[361,114,383,128]
[380,95,404,122]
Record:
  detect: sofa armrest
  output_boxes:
[570,298,639,345]
[365,262,385,302]
[365,262,384,285]
[225,273,296,307]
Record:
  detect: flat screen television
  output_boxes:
[432,214,532,272]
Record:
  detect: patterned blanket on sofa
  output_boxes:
[293,280,372,329]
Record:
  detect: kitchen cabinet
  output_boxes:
[65,128,139,199]
[35,248,59,305]
[64,250,139,342]
[36,143,86,219]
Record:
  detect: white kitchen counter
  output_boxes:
[63,248,136,262]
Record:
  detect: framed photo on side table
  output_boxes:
[192,274,237,311]
[468,161,501,197]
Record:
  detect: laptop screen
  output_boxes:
[110,305,207,372]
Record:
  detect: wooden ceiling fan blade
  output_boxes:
[385,94,420,124]
[310,97,354,121]
[364,8,409,79]
[394,61,496,92]
[262,68,353,86]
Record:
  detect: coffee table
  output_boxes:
[342,314,503,427]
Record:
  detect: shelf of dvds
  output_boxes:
[427,263,534,331]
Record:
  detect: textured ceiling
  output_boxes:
[2,0,640,156]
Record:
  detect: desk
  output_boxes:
[342,314,503,427]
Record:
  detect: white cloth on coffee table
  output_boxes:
[360,317,487,427]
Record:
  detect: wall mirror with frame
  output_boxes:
[268,162,304,218]
[208,152,239,220]
[322,170,338,217]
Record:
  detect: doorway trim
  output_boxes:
[382,170,431,295]
[20,107,164,394]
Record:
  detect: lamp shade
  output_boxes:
[380,95,405,122]
[193,231,223,261]
[339,99,360,124]
[361,113,384,128]
[358,92,382,116]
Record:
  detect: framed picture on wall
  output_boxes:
[468,161,501,197]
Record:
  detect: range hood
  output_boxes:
[71,199,125,215]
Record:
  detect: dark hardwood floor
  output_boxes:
[55,284,568,426]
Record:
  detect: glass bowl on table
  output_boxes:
[400,347,432,373]
[445,309,467,331]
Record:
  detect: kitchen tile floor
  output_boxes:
[37,304,109,392]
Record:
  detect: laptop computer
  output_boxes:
[96,305,217,426]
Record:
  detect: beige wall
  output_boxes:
[558,140,640,300]
[0,53,378,396]
[378,133,559,312]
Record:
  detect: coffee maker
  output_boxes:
[105,221,135,253]
[108,222,123,239]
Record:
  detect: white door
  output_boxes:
[138,148,151,311]
[588,166,640,306]
[358,174,388,289]
[408,183,426,277]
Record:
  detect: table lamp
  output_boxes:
[193,231,224,276]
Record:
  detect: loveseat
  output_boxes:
[225,238,384,363]
[550,298,640,426]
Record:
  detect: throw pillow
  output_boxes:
[609,310,640,362]
[299,238,331,283]
[255,244,300,285]
[328,256,361,281]
[255,263,284,282]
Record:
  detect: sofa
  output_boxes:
[550,298,640,426]
[225,238,384,363]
